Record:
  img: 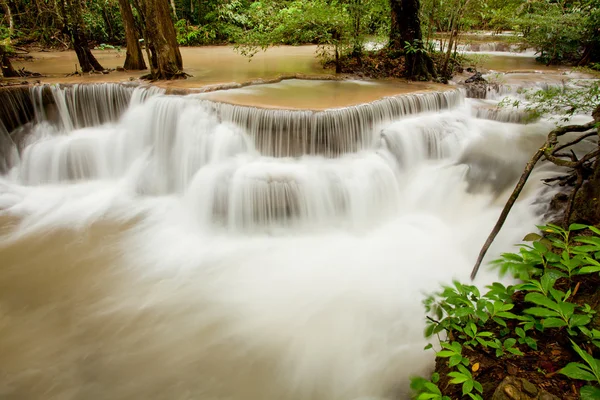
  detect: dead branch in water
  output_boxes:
[470,120,598,280]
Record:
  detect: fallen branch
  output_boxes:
[470,120,599,280]
[470,148,545,280]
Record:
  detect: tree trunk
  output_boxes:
[1,0,13,37]
[389,0,436,80]
[0,46,19,78]
[117,0,147,70]
[60,0,104,73]
[169,0,177,19]
[139,0,184,80]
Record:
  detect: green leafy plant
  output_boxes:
[559,341,600,399]
[412,223,600,399]
[410,373,450,400]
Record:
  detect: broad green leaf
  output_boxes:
[423,381,442,394]
[448,372,468,384]
[524,307,560,318]
[533,241,548,254]
[462,379,474,396]
[501,253,524,262]
[576,237,600,246]
[425,324,436,338]
[558,301,576,316]
[436,350,455,358]
[525,337,538,350]
[523,233,542,241]
[508,347,524,356]
[580,385,600,400]
[541,272,559,293]
[542,318,568,328]
[571,341,599,373]
[570,314,592,328]
[525,293,560,312]
[515,327,525,338]
[559,362,596,381]
[457,364,472,377]
[416,394,439,400]
[449,354,463,367]
[455,307,474,318]
[570,223,589,231]
[497,312,518,319]
[546,252,561,263]
[578,266,600,275]
[450,342,462,353]
[549,287,566,302]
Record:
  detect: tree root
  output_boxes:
[471,120,599,280]
[140,71,191,81]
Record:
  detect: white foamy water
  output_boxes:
[0,83,572,400]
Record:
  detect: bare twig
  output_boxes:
[471,147,545,280]
[563,169,584,227]
[553,130,597,153]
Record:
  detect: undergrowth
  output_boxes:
[411,224,600,400]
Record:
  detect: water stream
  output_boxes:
[0,70,594,399]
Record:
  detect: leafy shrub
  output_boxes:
[411,224,600,399]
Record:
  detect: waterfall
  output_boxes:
[30,83,164,130]
[199,90,462,156]
[0,81,565,400]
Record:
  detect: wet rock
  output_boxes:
[460,72,489,98]
[465,72,486,83]
[492,376,560,400]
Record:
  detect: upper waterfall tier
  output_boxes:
[1,83,463,161]
[194,89,462,157]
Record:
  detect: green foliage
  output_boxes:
[410,372,451,400]
[500,81,600,122]
[81,0,125,44]
[175,20,217,45]
[232,0,351,58]
[412,224,600,399]
[516,3,585,65]
[559,340,600,399]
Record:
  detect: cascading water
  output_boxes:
[0,82,574,400]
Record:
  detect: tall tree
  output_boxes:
[59,0,105,72]
[136,0,184,79]
[0,46,18,78]
[117,0,147,70]
[389,0,436,80]
[1,0,18,78]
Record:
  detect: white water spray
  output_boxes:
[0,83,563,400]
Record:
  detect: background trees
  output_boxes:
[1,0,599,80]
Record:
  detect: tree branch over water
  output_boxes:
[471,120,599,280]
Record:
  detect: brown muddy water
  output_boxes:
[198,79,450,110]
[14,46,326,87]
